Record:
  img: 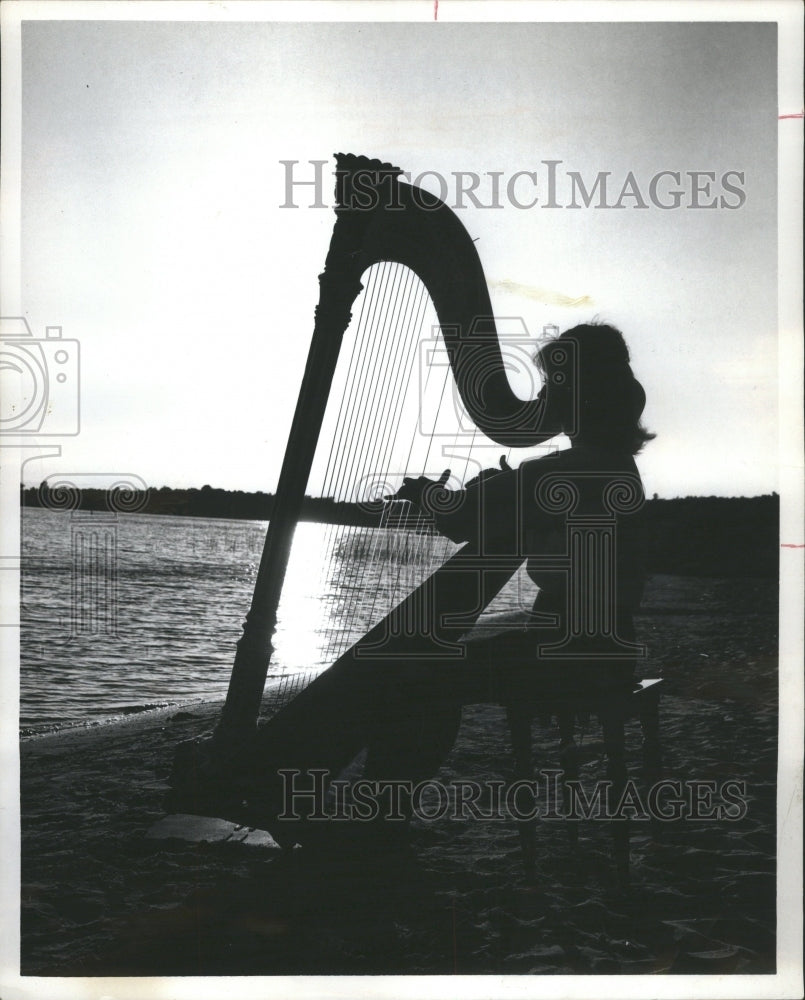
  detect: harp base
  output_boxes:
[165,732,301,850]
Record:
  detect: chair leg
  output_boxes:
[639,689,662,783]
[639,688,663,842]
[505,704,536,873]
[558,709,579,846]
[601,705,630,885]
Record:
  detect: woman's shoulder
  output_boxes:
[517,448,643,506]
[520,446,640,475]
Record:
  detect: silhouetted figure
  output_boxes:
[367,323,655,798]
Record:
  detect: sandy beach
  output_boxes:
[20,574,778,977]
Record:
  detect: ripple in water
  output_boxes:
[21,509,539,733]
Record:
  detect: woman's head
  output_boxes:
[535,322,654,455]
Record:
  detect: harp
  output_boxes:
[169,154,568,842]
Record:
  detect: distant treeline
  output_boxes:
[22,483,380,525]
[642,494,778,578]
[21,484,779,577]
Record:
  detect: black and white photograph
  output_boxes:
[1,1,802,996]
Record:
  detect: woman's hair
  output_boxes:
[535,322,655,455]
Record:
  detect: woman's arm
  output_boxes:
[386,458,521,549]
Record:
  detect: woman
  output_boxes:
[367,323,655,786]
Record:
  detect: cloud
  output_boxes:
[490,279,593,308]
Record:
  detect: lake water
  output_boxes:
[20,509,538,733]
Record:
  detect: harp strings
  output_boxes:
[272,261,469,706]
[324,262,446,658]
[318,260,453,650]
[312,266,391,658]
[360,332,454,645]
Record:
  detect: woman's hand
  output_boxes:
[384,468,451,508]
[465,454,512,489]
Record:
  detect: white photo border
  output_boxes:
[1,2,802,999]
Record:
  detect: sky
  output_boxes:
[9,15,783,498]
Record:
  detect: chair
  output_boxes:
[504,678,664,883]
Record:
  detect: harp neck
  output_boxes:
[331,153,559,447]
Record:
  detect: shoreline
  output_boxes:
[19,697,225,743]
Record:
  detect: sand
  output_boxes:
[20,574,778,976]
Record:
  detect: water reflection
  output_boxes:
[22,511,487,729]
